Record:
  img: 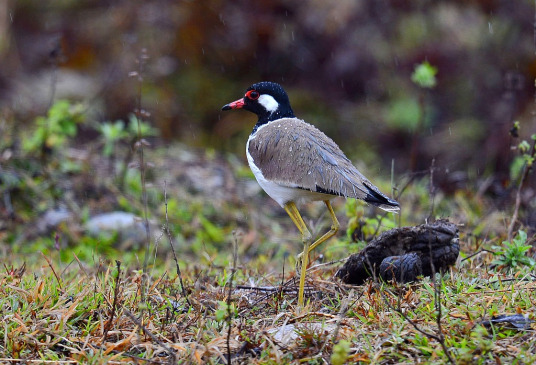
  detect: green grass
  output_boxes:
[2,165,535,363]
[1,235,535,364]
[2,100,535,363]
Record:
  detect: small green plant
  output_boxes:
[507,121,536,240]
[126,113,158,138]
[99,120,129,157]
[492,230,535,271]
[23,100,85,155]
[98,115,158,157]
[215,301,237,322]
[509,122,536,182]
[386,97,422,132]
[330,340,351,365]
[403,61,438,170]
[345,199,397,242]
[101,114,158,190]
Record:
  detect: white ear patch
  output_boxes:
[258,94,279,113]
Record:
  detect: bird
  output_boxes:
[222,81,400,306]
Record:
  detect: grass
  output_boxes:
[2,100,535,363]
[2,148,535,363]
[1,229,535,364]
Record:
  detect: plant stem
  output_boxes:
[163,181,191,308]
[226,232,239,364]
[507,138,535,241]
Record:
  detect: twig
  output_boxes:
[378,286,450,355]
[47,36,62,109]
[235,285,297,293]
[427,158,436,222]
[288,311,352,324]
[321,289,354,355]
[385,230,455,363]
[103,260,122,340]
[117,139,135,191]
[460,249,494,262]
[41,252,62,289]
[463,287,536,295]
[423,159,453,361]
[391,158,402,228]
[276,254,286,314]
[2,189,14,219]
[226,231,240,365]
[368,248,455,363]
[0,360,77,364]
[307,258,347,272]
[507,16,536,239]
[428,248,454,364]
[163,180,191,308]
[131,48,152,300]
[122,307,176,364]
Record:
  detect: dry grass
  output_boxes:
[1,240,535,364]
[2,133,535,363]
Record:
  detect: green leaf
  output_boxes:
[509,155,525,182]
[128,114,158,137]
[518,140,530,154]
[100,120,127,141]
[23,100,84,153]
[513,230,527,245]
[492,230,534,272]
[411,61,438,89]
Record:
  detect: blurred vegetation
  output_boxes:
[1,1,534,174]
[0,0,534,278]
[0,2,536,362]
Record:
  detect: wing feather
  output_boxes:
[248,118,399,210]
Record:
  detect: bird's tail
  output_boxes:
[362,183,400,213]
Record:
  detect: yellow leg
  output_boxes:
[296,200,340,262]
[308,200,340,252]
[284,202,312,307]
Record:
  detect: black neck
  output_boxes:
[252,107,295,134]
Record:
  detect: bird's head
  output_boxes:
[222,81,295,124]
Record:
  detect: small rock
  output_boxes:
[37,207,73,232]
[85,211,149,245]
[270,324,299,345]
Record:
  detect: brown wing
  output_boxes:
[248,118,399,211]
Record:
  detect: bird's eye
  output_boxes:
[246,90,260,100]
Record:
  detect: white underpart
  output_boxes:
[246,124,333,207]
[258,94,279,114]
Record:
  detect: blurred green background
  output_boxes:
[0,4,535,362]
[1,0,534,176]
[1,0,535,254]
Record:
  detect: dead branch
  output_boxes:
[226,231,239,364]
[163,180,191,308]
[103,260,122,340]
[122,307,176,364]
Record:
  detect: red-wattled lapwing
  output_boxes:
[222,81,400,306]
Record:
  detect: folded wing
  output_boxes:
[248,118,399,212]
